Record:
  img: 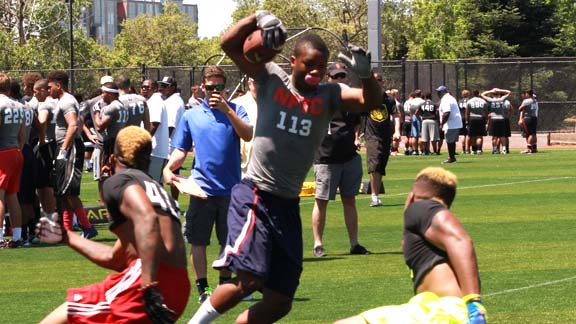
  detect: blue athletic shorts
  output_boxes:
[212,180,303,298]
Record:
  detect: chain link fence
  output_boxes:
[6,57,576,133]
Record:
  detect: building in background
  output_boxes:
[85,0,198,47]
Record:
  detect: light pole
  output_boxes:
[67,0,75,92]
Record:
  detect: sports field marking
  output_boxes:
[485,275,576,298]
[300,176,576,205]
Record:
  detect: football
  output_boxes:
[243,29,280,64]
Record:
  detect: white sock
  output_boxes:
[12,227,22,241]
[371,195,379,202]
[188,298,221,324]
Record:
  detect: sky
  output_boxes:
[183,0,238,39]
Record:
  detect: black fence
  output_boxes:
[7,56,576,132]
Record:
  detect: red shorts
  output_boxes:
[67,259,190,324]
[0,148,24,194]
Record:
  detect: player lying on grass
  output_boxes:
[334,167,487,324]
[37,126,190,324]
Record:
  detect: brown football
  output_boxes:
[243,29,280,64]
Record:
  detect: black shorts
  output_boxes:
[489,119,506,137]
[212,180,303,298]
[53,139,85,197]
[184,195,229,246]
[468,118,487,137]
[504,119,511,137]
[459,118,468,135]
[365,138,391,175]
[401,121,411,137]
[36,142,56,189]
[17,144,37,204]
[521,117,538,137]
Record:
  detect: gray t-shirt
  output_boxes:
[246,63,341,198]
[0,95,24,149]
[521,98,538,118]
[467,97,488,120]
[38,98,57,142]
[119,93,148,127]
[55,92,81,144]
[100,99,127,141]
[21,100,35,144]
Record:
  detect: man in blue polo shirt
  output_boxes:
[163,66,253,304]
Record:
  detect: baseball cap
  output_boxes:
[327,63,347,77]
[435,85,448,92]
[158,76,175,86]
[100,75,114,85]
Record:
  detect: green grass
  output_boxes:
[2,148,576,323]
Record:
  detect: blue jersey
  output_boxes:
[171,100,249,196]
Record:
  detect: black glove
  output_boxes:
[141,284,176,324]
[256,10,287,50]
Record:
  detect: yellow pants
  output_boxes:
[360,292,468,324]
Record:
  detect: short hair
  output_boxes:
[116,74,131,91]
[34,79,49,90]
[413,89,422,97]
[47,70,69,89]
[412,167,458,208]
[293,32,329,58]
[114,126,152,171]
[423,92,432,100]
[10,79,23,100]
[472,90,480,97]
[0,73,10,93]
[23,72,43,87]
[203,66,227,84]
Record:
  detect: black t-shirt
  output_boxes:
[103,169,180,230]
[403,199,449,292]
[419,99,438,120]
[315,110,360,164]
[363,92,397,140]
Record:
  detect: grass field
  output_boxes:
[1,148,576,323]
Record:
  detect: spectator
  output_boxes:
[146,80,170,183]
[163,65,252,304]
[437,85,462,164]
[188,84,203,108]
[47,70,97,239]
[518,90,539,154]
[311,62,370,258]
[364,74,401,207]
[0,73,25,248]
[37,126,190,324]
[465,90,489,155]
[334,167,487,324]
[139,79,156,100]
[188,11,382,323]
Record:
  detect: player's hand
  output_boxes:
[465,295,487,324]
[338,44,372,79]
[56,149,68,161]
[36,217,65,244]
[142,285,177,324]
[256,10,287,50]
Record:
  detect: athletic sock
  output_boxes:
[371,195,379,202]
[75,207,92,229]
[188,298,221,324]
[218,276,232,285]
[196,278,209,295]
[12,227,22,241]
[62,210,73,231]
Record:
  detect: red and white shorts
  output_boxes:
[67,259,190,324]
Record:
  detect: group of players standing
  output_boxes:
[390,86,539,157]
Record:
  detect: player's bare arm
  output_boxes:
[424,209,482,296]
[61,111,78,151]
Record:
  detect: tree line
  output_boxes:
[1,0,574,72]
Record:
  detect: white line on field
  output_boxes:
[485,275,576,297]
[299,176,576,205]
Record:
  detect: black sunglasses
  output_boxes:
[331,73,347,79]
[205,84,226,91]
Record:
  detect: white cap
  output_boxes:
[100,75,114,85]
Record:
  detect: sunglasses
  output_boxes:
[331,73,347,79]
[205,84,226,91]
[141,85,151,89]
